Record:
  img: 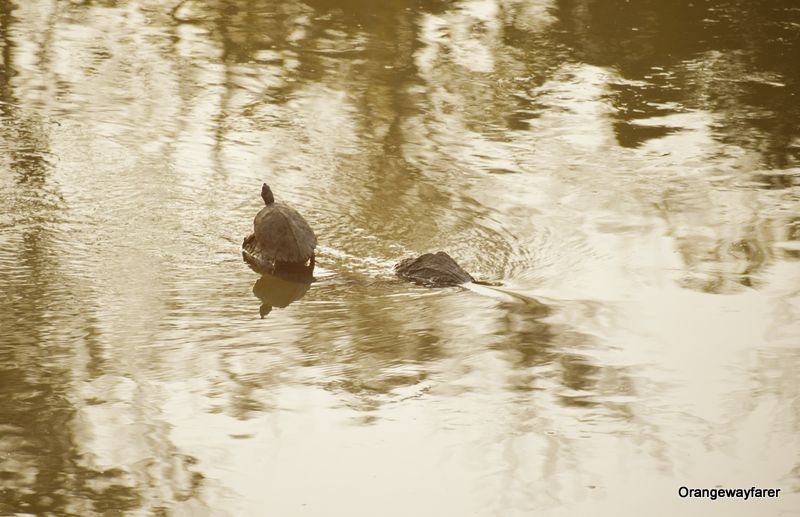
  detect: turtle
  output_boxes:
[394,252,548,311]
[394,251,476,287]
[242,183,317,277]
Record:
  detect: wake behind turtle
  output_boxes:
[242,185,479,288]
[240,184,540,306]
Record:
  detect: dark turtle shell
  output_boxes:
[253,202,317,263]
[394,251,475,287]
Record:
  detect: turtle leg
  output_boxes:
[309,254,315,271]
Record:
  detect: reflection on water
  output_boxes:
[252,272,312,318]
[1,0,799,515]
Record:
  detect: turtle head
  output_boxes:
[261,183,274,205]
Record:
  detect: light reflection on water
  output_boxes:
[0,0,799,515]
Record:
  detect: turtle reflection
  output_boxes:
[252,272,312,318]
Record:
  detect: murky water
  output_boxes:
[1,0,799,515]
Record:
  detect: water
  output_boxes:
[1,1,799,515]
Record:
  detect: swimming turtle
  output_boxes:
[242,183,317,277]
[395,252,548,311]
[394,251,476,287]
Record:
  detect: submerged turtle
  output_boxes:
[395,252,548,310]
[242,183,317,277]
[394,251,476,287]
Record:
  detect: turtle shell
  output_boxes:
[394,251,475,287]
[253,203,317,263]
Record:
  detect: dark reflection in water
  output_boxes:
[1,0,799,515]
[559,0,800,167]
[252,272,312,318]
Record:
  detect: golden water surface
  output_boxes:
[0,1,799,515]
